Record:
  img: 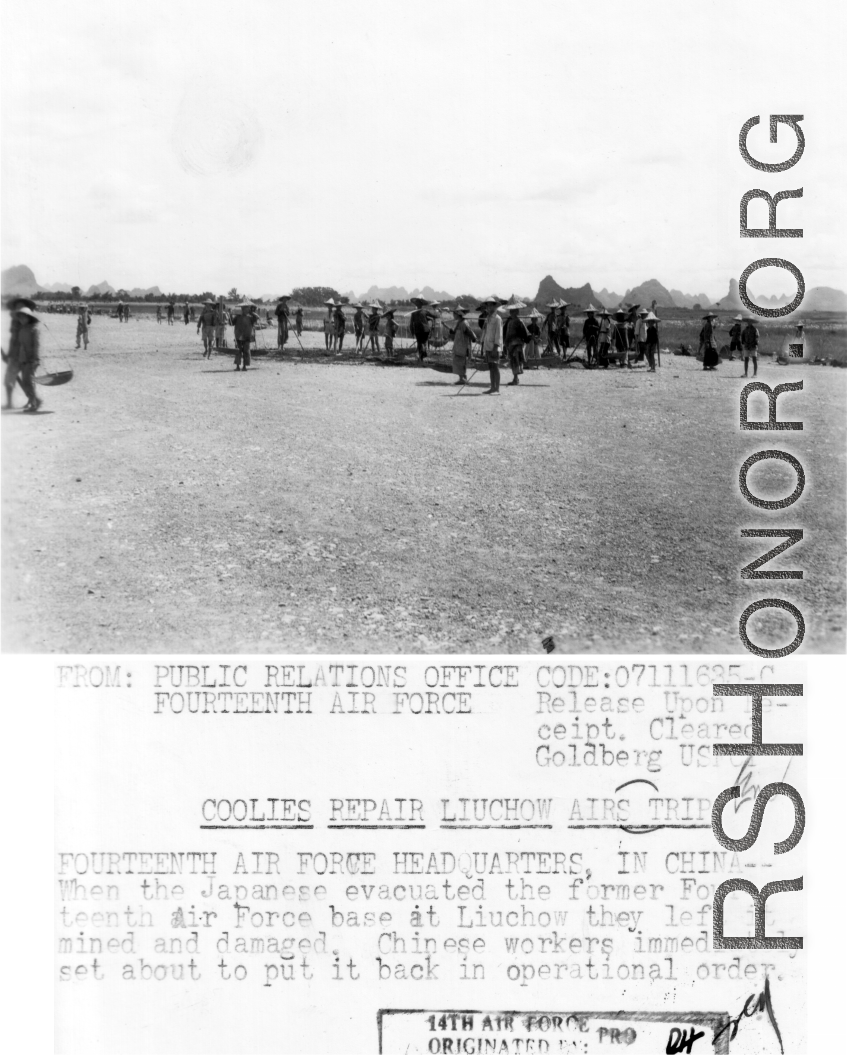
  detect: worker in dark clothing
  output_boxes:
[556,303,570,355]
[597,309,611,367]
[699,312,720,370]
[612,310,630,367]
[383,308,399,359]
[365,304,381,353]
[729,314,744,358]
[741,317,760,377]
[353,303,365,351]
[233,304,258,370]
[409,296,432,360]
[503,302,529,385]
[582,306,600,365]
[197,300,217,358]
[275,295,290,349]
[644,311,660,371]
[334,303,347,351]
[167,301,175,325]
[294,305,303,337]
[4,305,42,411]
[543,301,561,356]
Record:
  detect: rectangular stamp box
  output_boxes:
[378,1009,732,1054]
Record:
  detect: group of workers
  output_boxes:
[1,288,780,410]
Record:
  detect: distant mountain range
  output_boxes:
[595,279,713,310]
[358,284,456,303]
[713,277,847,313]
[4,264,846,314]
[0,265,161,299]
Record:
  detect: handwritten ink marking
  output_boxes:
[666,1025,705,1054]
[712,976,784,1054]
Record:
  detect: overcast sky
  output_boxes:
[2,0,845,300]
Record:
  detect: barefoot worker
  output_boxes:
[156,304,163,324]
[543,301,561,356]
[635,308,649,363]
[5,305,42,412]
[525,308,543,362]
[275,295,290,349]
[294,304,303,338]
[365,302,381,353]
[167,301,175,325]
[409,296,433,361]
[597,308,611,367]
[582,305,599,365]
[699,311,720,371]
[645,311,659,371]
[75,304,91,349]
[729,314,744,358]
[625,303,640,354]
[556,301,571,356]
[333,302,347,351]
[741,316,759,377]
[503,301,529,385]
[480,295,504,395]
[197,299,216,358]
[611,309,629,367]
[382,307,399,360]
[352,302,365,351]
[214,297,228,349]
[233,303,257,371]
[449,305,474,383]
[323,298,335,351]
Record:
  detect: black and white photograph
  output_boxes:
[3,0,844,656]
[3,3,846,1054]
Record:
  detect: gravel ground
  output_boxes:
[2,313,844,653]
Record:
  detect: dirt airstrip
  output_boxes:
[2,313,844,653]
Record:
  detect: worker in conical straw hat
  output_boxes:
[611,309,629,367]
[4,303,42,411]
[214,296,228,350]
[582,304,600,365]
[525,307,544,361]
[699,311,720,370]
[233,303,257,371]
[644,311,660,371]
[352,302,366,351]
[597,308,612,368]
[479,296,505,394]
[428,301,445,345]
[741,315,760,377]
[728,313,744,358]
[323,298,336,351]
[635,308,650,363]
[409,296,434,361]
[541,301,561,356]
[625,304,641,351]
[382,307,399,360]
[197,299,217,359]
[449,306,474,384]
[275,294,291,349]
[556,301,571,356]
[365,302,381,354]
[503,301,529,385]
[333,301,348,352]
[75,303,91,350]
